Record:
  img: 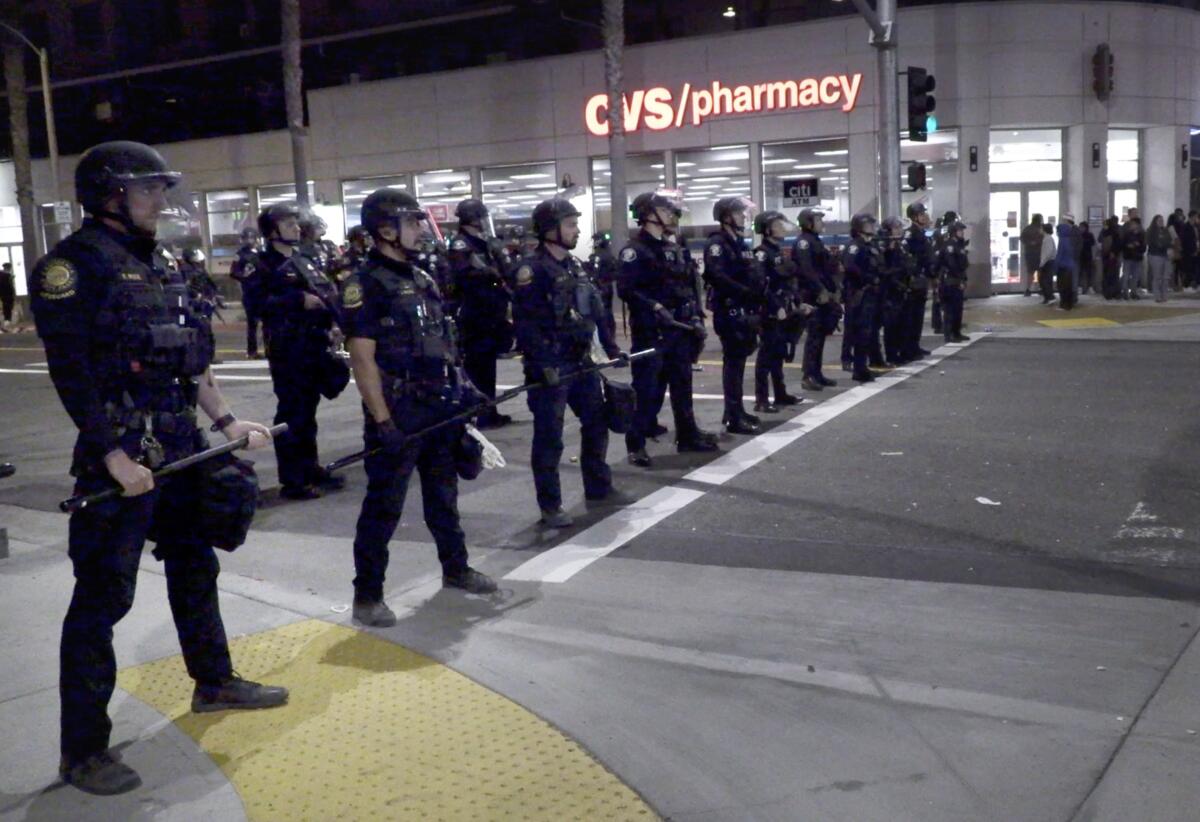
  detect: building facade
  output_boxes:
[6,0,1200,298]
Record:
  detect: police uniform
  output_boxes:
[261,246,341,495]
[341,251,477,601]
[618,229,708,453]
[794,229,840,386]
[181,258,220,322]
[937,230,969,341]
[587,239,619,342]
[703,230,762,426]
[231,241,266,356]
[31,219,235,771]
[902,225,934,360]
[513,246,616,515]
[841,234,884,381]
[448,231,514,418]
[880,232,911,365]
[752,237,803,407]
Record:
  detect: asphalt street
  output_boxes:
[1,294,1199,821]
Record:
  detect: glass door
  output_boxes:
[990,191,1021,286]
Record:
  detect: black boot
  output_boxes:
[192,676,289,713]
[60,752,142,796]
[627,448,652,467]
[801,376,824,392]
[753,401,780,414]
[852,370,876,383]
[353,597,397,627]
[443,566,499,594]
[774,393,802,405]
[819,375,837,387]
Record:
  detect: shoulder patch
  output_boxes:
[620,247,637,263]
[798,240,809,250]
[516,265,534,286]
[342,282,364,309]
[848,245,858,254]
[39,259,78,300]
[452,239,468,251]
[754,250,766,262]
[707,244,722,257]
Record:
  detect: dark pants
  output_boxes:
[0,287,13,322]
[61,470,232,764]
[1039,262,1057,301]
[843,299,872,376]
[527,368,611,512]
[1058,266,1077,309]
[352,424,467,601]
[1078,260,1094,294]
[940,283,964,339]
[867,302,885,365]
[270,360,323,490]
[244,299,265,357]
[930,286,943,334]
[754,319,789,403]
[626,334,700,452]
[901,290,928,360]
[882,298,905,362]
[463,345,499,414]
[802,311,830,380]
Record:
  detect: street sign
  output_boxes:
[783,178,820,208]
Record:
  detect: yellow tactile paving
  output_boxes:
[1036,317,1121,329]
[117,619,654,821]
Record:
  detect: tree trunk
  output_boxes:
[4,40,40,273]
[602,0,628,251]
[281,0,309,206]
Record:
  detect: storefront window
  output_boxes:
[257,181,315,209]
[900,130,959,222]
[0,206,27,297]
[989,129,1063,184]
[159,190,203,259]
[482,161,558,235]
[1108,129,1139,216]
[675,145,751,244]
[591,154,665,233]
[205,189,252,267]
[761,139,850,231]
[414,169,472,235]
[343,175,410,231]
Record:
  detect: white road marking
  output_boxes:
[505,335,988,583]
[1127,502,1157,522]
[1116,526,1184,540]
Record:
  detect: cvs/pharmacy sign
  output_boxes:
[584,73,863,136]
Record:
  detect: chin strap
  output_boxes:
[95,205,155,239]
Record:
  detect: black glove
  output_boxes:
[377,418,407,455]
[609,349,628,367]
[654,304,675,326]
[542,366,560,387]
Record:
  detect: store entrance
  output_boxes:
[988,188,1059,293]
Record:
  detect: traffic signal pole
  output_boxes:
[850,0,901,219]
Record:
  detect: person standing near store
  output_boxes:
[794,208,839,391]
[841,214,883,383]
[231,226,266,358]
[936,219,971,341]
[586,231,619,344]
[30,141,287,796]
[902,203,934,362]
[1020,214,1045,297]
[258,203,345,500]
[0,261,15,332]
[1121,210,1146,299]
[752,210,806,412]
[1038,221,1057,304]
[1146,214,1173,303]
[341,188,498,628]
[1100,215,1123,299]
[1077,220,1096,295]
[448,199,514,430]
[704,197,764,434]
[1055,214,1079,310]
[619,192,717,468]
[513,197,626,529]
[1185,211,1200,291]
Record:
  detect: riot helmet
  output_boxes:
[850,213,878,237]
[74,140,187,237]
[239,226,260,245]
[181,247,206,265]
[753,210,793,238]
[361,188,429,254]
[881,216,905,238]
[258,203,302,246]
[299,210,327,242]
[592,231,612,249]
[713,196,758,234]
[454,198,489,228]
[532,197,582,249]
[797,208,825,232]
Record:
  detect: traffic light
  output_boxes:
[1092,43,1114,102]
[907,163,927,191]
[906,67,936,143]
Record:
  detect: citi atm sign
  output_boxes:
[584,73,863,136]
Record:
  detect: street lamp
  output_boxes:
[0,21,60,202]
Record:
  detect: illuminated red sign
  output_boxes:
[584,73,863,136]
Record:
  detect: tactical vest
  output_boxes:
[549,255,598,357]
[367,263,453,388]
[267,253,338,353]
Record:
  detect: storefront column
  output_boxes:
[848,131,877,217]
[469,167,483,200]
[749,143,763,214]
[1066,123,1107,230]
[663,150,676,189]
[1142,126,1190,219]
[959,126,990,299]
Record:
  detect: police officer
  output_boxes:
[513,197,626,528]
[231,226,266,358]
[930,210,958,335]
[902,203,935,362]
[587,231,619,343]
[29,141,286,796]
[937,219,971,343]
[299,211,338,275]
[330,224,372,288]
[841,214,885,383]
[752,210,808,412]
[180,247,221,323]
[618,192,717,468]
[341,188,498,627]
[703,197,763,434]
[259,203,345,500]
[448,198,514,430]
[879,216,910,365]
[793,208,840,392]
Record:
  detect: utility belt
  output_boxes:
[943,274,966,286]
